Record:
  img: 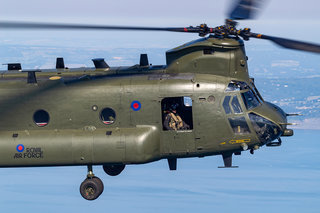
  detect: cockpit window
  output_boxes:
[225,80,263,111]
[228,116,250,134]
[223,96,232,114]
[241,90,260,110]
[252,86,264,102]
[231,96,242,114]
[249,113,281,143]
[226,82,240,92]
[250,79,264,102]
[225,81,249,92]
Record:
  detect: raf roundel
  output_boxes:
[131,100,141,111]
[16,144,25,152]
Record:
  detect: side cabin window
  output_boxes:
[100,108,116,125]
[161,97,193,131]
[33,110,50,127]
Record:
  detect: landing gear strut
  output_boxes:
[80,165,104,200]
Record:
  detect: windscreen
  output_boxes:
[241,90,260,110]
[249,113,282,144]
[251,83,264,102]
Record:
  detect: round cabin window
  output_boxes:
[33,110,50,127]
[100,108,116,125]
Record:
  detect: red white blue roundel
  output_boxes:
[131,101,141,111]
[16,144,24,152]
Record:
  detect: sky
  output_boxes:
[0,0,320,212]
[1,0,320,67]
[1,0,320,43]
[1,0,320,22]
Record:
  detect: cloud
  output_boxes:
[306,96,320,101]
[292,118,320,129]
[112,57,123,60]
[295,106,312,110]
[271,60,300,67]
[306,75,320,78]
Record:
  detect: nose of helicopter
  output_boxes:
[264,101,287,128]
[265,102,295,137]
[249,101,293,145]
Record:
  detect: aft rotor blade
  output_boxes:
[250,33,320,54]
[0,21,199,33]
[228,0,263,20]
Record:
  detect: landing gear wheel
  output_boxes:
[103,164,125,176]
[92,176,104,196]
[80,178,102,201]
[80,165,105,200]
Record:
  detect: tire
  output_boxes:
[92,176,104,196]
[103,164,125,176]
[80,178,101,200]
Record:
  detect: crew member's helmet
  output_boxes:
[170,103,179,111]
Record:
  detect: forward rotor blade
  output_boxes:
[228,0,263,20]
[0,21,196,33]
[250,33,320,53]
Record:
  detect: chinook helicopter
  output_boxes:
[1,0,320,200]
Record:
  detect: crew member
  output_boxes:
[164,104,190,130]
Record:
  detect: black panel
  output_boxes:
[139,54,149,66]
[27,72,37,84]
[92,58,109,69]
[167,158,177,170]
[56,57,65,69]
[7,63,21,70]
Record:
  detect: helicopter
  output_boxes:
[0,0,320,201]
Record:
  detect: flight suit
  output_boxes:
[164,112,189,130]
